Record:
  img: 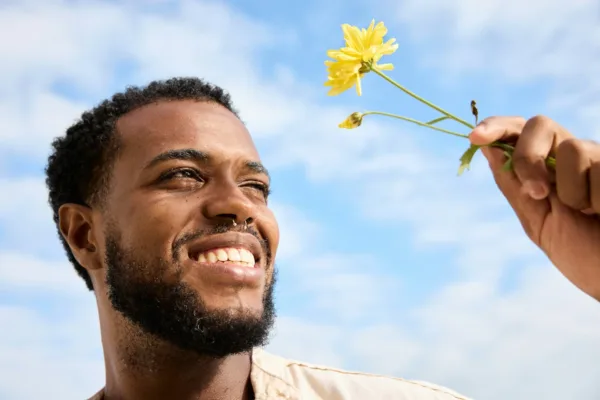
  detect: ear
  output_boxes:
[58,203,102,271]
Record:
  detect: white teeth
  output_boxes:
[227,248,241,261]
[194,247,256,267]
[216,249,228,262]
[240,249,254,263]
[207,252,217,263]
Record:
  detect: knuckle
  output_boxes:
[512,115,528,126]
[511,152,546,172]
[511,150,537,165]
[527,114,552,127]
[511,148,548,182]
[510,152,546,179]
[557,138,587,157]
[560,193,590,211]
[580,139,600,152]
[527,114,573,143]
[558,187,589,211]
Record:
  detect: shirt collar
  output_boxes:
[88,348,298,400]
[250,347,299,400]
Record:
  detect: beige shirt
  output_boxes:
[88,347,471,399]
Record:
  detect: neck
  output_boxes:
[101,315,254,400]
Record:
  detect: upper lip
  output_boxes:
[186,232,264,264]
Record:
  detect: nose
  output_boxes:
[201,183,257,227]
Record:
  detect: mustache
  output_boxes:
[172,221,271,264]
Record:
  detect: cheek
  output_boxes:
[261,208,280,256]
[112,197,187,254]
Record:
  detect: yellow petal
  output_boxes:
[379,38,398,55]
[362,46,377,62]
[326,61,362,82]
[342,24,365,51]
[327,48,363,61]
[339,47,363,57]
[376,63,394,70]
[327,84,351,96]
[325,73,357,95]
[371,22,387,44]
[326,20,397,97]
[338,112,363,129]
[355,74,362,96]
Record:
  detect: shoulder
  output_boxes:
[252,348,472,400]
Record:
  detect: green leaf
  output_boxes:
[501,150,513,171]
[425,116,450,125]
[457,144,480,176]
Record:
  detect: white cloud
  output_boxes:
[393,0,600,80]
[359,159,541,283]
[269,264,600,400]
[267,316,347,367]
[389,0,600,136]
[0,303,102,400]
[407,265,600,400]
[271,202,404,321]
[288,252,404,321]
[0,252,83,294]
[0,0,299,158]
[0,92,87,156]
[0,177,64,256]
[268,202,321,261]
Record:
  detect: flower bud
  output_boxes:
[338,112,363,129]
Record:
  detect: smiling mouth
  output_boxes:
[190,247,257,268]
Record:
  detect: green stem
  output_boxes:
[362,66,559,170]
[489,142,515,153]
[490,143,556,168]
[369,66,475,130]
[363,111,558,168]
[363,111,470,139]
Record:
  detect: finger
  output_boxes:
[555,139,595,211]
[484,147,507,171]
[484,146,550,243]
[469,116,526,146]
[484,147,520,207]
[512,115,573,200]
[591,161,600,214]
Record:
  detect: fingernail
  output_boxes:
[523,180,548,199]
[475,122,487,132]
[469,124,488,145]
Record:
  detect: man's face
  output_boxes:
[98,100,279,357]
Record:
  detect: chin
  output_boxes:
[199,290,266,314]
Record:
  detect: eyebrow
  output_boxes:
[144,149,210,170]
[143,148,270,179]
[245,160,270,180]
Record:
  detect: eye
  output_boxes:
[242,182,271,199]
[158,168,203,183]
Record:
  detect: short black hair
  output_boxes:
[45,77,238,291]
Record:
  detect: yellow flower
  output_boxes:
[324,20,398,96]
[338,112,363,129]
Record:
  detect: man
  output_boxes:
[45,77,600,400]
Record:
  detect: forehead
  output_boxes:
[115,100,259,165]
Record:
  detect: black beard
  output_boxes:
[104,230,276,359]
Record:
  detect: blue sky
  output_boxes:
[1,0,600,399]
